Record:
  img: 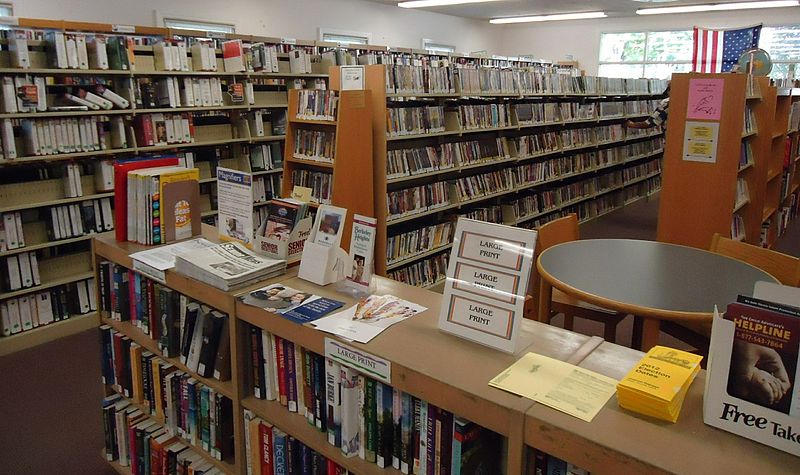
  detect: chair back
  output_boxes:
[528,214,580,298]
[710,233,800,286]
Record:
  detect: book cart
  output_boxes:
[328,66,667,287]
[94,225,800,474]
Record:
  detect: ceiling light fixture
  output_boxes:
[398,0,500,8]
[637,0,799,15]
[489,11,607,24]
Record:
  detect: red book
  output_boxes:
[112,157,179,241]
[259,421,274,475]
[275,335,288,407]
[112,332,125,389]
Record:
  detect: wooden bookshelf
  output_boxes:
[329,65,665,284]
[657,73,755,249]
[281,87,374,251]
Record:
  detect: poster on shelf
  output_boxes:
[687,78,724,120]
[340,65,365,90]
[437,218,537,353]
[216,167,254,248]
[682,121,719,163]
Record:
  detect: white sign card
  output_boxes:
[216,167,254,248]
[325,337,391,384]
[682,120,719,163]
[437,218,537,353]
[340,66,365,91]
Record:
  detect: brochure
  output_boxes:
[313,204,347,248]
[311,295,426,343]
[240,283,345,324]
[216,167,254,247]
[346,215,377,287]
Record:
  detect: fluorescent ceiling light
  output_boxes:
[490,11,607,24]
[398,0,500,8]
[637,0,799,15]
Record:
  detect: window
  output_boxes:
[422,39,456,54]
[318,28,371,45]
[0,3,13,16]
[761,26,800,80]
[598,30,692,79]
[163,18,235,34]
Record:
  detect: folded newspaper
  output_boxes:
[174,241,286,291]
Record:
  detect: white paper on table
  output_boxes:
[311,297,427,343]
[130,238,216,271]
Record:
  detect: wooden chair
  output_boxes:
[524,214,629,343]
[662,233,800,351]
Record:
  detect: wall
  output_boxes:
[498,9,800,75]
[12,0,501,54]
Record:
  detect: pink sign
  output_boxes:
[687,78,724,120]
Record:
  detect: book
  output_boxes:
[159,167,201,243]
[113,157,180,242]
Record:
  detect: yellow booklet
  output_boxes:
[617,346,703,402]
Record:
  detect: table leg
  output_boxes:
[538,279,553,324]
[639,318,661,352]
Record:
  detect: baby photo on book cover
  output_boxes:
[725,306,800,415]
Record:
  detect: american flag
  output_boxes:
[692,25,762,73]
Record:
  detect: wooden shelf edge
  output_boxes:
[0,312,99,357]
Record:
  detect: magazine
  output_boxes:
[311,294,426,343]
[240,283,345,324]
[174,241,286,290]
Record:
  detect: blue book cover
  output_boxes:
[281,297,345,324]
[273,428,288,475]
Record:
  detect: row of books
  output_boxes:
[5,30,134,71]
[623,175,661,204]
[459,205,504,224]
[732,214,746,242]
[743,106,756,135]
[735,177,750,209]
[290,170,333,205]
[248,324,502,473]
[0,277,96,336]
[133,113,197,147]
[776,193,799,238]
[515,152,602,186]
[253,175,281,203]
[98,262,232,381]
[386,64,454,94]
[386,145,455,179]
[622,159,662,183]
[386,181,451,220]
[134,76,225,109]
[452,168,515,202]
[293,129,336,163]
[385,105,446,137]
[388,252,449,288]
[244,411,347,475]
[507,171,623,221]
[102,388,232,475]
[2,251,41,291]
[247,143,284,172]
[3,115,128,159]
[456,103,513,130]
[45,197,115,240]
[445,137,511,167]
[594,124,625,144]
[296,90,337,121]
[0,212,24,250]
[126,166,200,245]
[528,448,589,475]
[1,77,130,113]
[386,222,455,265]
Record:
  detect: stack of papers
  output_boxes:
[174,241,286,291]
[616,345,703,422]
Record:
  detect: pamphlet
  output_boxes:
[489,352,618,422]
[313,204,347,248]
[346,215,376,288]
[311,295,426,343]
[283,297,345,324]
[130,237,216,283]
[240,283,345,324]
[217,167,254,247]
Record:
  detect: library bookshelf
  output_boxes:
[657,73,797,249]
[282,87,374,250]
[94,225,800,475]
[329,65,666,284]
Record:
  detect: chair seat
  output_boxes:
[552,288,619,315]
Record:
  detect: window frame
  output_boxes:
[0,2,13,17]
[318,27,372,45]
[422,38,456,54]
[598,29,694,78]
[163,17,236,34]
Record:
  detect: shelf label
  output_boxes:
[281,37,297,45]
[325,338,391,384]
[112,24,135,33]
[438,218,536,353]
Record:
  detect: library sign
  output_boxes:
[437,218,537,353]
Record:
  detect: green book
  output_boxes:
[365,378,377,463]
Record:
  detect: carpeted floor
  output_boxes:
[1,192,797,474]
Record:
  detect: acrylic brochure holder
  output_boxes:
[436,218,537,353]
[298,241,349,286]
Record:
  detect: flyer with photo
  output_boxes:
[217,167,254,247]
[311,295,426,343]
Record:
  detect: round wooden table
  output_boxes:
[536,239,778,351]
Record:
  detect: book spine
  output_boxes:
[313,353,327,432]
[365,378,377,463]
[251,326,263,399]
[401,392,412,474]
[426,404,436,475]
[275,335,287,406]
[285,340,297,413]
